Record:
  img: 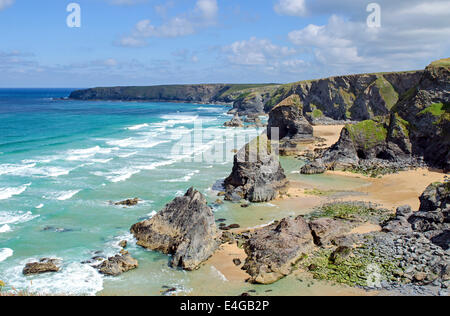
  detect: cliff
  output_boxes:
[310,58,450,172]
[69,84,278,106]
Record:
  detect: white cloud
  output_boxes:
[225,37,296,66]
[0,0,14,11]
[118,0,218,46]
[274,0,306,17]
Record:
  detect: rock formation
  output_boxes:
[267,94,314,155]
[130,188,220,271]
[23,258,60,275]
[224,134,288,202]
[97,252,138,276]
[308,59,450,172]
[243,216,314,284]
[115,198,139,206]
[223,113,244,127]
[383,182,449,250]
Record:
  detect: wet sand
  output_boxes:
[328,169,446,210]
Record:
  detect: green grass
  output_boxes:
[312,109,324,119]
[346,120,388,149]
[428,58,450,69]
[418,102,450,116]
[375,76,399,110]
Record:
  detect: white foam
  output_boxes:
[5,262,103,296]
[0,225,11,233]
[0,211,39,226]
[163,170,200,183]
[0,163,36,176]
[106,138,169,149]
[0,248,13,262]
[116,151,138,158]
[35,204,44,209]
[210,266,228,282]
[66,146,116,161]
[127,123,149,130]
[0,183,31,200]
[44,190,81,201]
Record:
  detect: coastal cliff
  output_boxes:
[307,58,450,173]
[69,84,278,107]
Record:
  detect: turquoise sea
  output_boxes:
[0,89,368,296]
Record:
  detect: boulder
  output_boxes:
[97,252,138,276]
[224,134,288,203]
[300,160,326,175]
[224,113,244,127]
[309,218,349,246]
[115,198,139,206]
[242,216,314,284]
[382,205,414,235]
[23,258,60,275]
[130,188,220,270]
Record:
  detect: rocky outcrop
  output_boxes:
[223,113,244,127]
[130,188,220,271]
[267,95,314,156]
[312,59,450,172]
[97,252,138,276]
[309,218,349,246]
[23,259,60,275]
[262,71,423,121]
[300,160,326,175]
[224,134,288,202]
[383,182,449,250]
[243,216,314,284]
[115,198,139,206]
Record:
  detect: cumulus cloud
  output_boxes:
[0,0,14,11]
[274,0,307,17]
[118,0,218,47]
[287,0,450,74]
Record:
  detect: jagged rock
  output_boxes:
[23,259,60,275]
[419,182,449,213]
[300,160,326,175]
[130,188,220,270]
[118,240,128,248]
[115,198,139,206]
[243,216,314,284]
[329,246,353,265]
[309,218,349,246]
[224,113,244,127]
[97,252,138,276]
[224,134,288,202]
[267,95,314,155]
[382,205,414,235]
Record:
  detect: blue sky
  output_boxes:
[0,0,449,87]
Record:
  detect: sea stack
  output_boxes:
[130,188,220,271]
[224,133,288,203]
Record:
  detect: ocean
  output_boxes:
[0,89,367,296]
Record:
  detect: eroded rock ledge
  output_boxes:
[224,133,288,203]
[130,188,220,271]
[267,94,314,156]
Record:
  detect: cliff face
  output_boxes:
[224,134,288,203]
[267,94,314,155]
[69,84,277,106]
[315,58,450,172]
[260,71,424,122]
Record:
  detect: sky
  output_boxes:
[0,0,449,87]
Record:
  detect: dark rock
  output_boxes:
[23,259,60,275]
[329,246,353,264]
[300,160,326,175]
[309,218,349,246]
[115,198,140,206]
[97,252,138,276]
[243,216,314,284]
[228,224,241,229]
[267,95,314,156]
[224,133,288,203]
[224,113,244,128]
[233,258,242,266]
[130,188,220,271]
[118,240,128,248]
